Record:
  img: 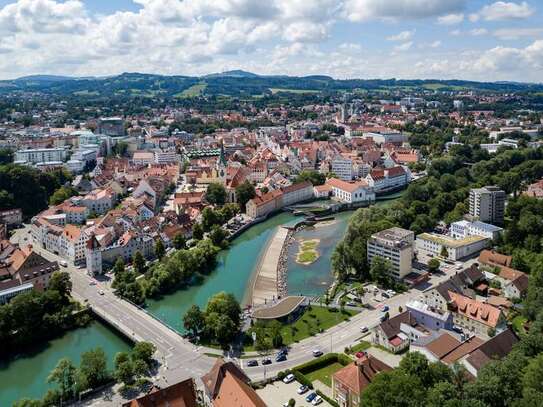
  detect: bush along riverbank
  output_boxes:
[12,342,158,407]
[0,271,91,359]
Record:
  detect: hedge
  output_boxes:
[316,390,340,407]
[293,353,351,375]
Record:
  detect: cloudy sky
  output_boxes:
[0,0,542,82]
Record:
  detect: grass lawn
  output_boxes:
[305,362,344,387]
[176,82,207,97]
[246,306,357,351]
[298,251,318,263]
[280,306,357,344]
[269,88,320,94]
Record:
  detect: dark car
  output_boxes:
[275,354,287,362]
[246,360,258,367]
[262,358,272,365]
[279,347,289,356]
[380,314,389,322]
[306,392,317,403]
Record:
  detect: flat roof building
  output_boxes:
[367,227,414,280]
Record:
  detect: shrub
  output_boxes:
[292,371,313,389]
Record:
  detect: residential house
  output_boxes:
[423,265,485,311]
[461,329,519,377]
[201,359,266,407]
[332,353,392,407]
[447,291,507,337]
[372,311,430,353]
[122,378,198,407]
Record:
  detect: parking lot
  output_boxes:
[257,380,333,407]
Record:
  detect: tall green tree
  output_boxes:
[183,304,205,336]
[235,181,256,211]
[79,347,109,389]
[155,239,165,260]
[205,183,227,205]
[47,358,77,400]
[132,251,146,275]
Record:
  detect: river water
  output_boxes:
[0,320,132,406]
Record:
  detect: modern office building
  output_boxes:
[469,186,506,225]
[450,220,503,241]
[97,117,125,137]
[367,227,415,280]
[14,148,67,164]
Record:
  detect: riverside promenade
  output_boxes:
[251,226,289,306]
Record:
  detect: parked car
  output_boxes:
[89,281,97,286]
[306,392,317,403]
[382,305,389,312]
[382,292,390,299]
[387,290,396,296]
[360,326,369,333]
[312,396,323,405]
[312,349,323,357]
[282,373,295,384]
[98,290,105,295]
[246,360,258,367]
[297,385,309,394]
[261,358,272,365]
[452,325,463,334]
[380,314,388,322]
[59,260,68,267]
[347,301,357,307]
[275,354,287,362]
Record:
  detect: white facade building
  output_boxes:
[367,227,415,280]
[450,220,503,241]
[15,148,67,164]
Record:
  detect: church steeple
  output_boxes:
[219,139,227,167]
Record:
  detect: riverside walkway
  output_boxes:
[251,226,290,306]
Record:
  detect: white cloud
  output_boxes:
[437,13,464,25]
[342,0,466,22]
[429,40,442,48]
[472,1,535,21]
[387,30,414,41]
[450,29,462,36]
[493,27,543,40]
[393,41,413,52]
[0,0,88,34]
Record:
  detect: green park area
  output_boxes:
[248,306,357,352]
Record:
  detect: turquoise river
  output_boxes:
[1,194,402,405]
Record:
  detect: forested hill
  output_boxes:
[1,71,542,97]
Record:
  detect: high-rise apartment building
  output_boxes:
[469,186,505,225]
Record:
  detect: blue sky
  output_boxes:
[0,0,541,82]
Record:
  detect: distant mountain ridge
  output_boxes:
[2,71,542,97]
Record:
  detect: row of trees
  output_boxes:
[0,272,86,357]
[183,292,242,347]
[14,342,156,407]
[112,238,221,304]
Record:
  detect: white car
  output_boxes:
[98,290,105,295]
[360,326,369,333]
[282,373,295,384]
[312,396,323,405]
[59,260,68,267]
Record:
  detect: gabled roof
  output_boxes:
[201,358,251,400]
[333,354,392,395]
[448,291,503,328]
[122,378,197,407]
[465,329,518,372]
[378,311,418,339]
